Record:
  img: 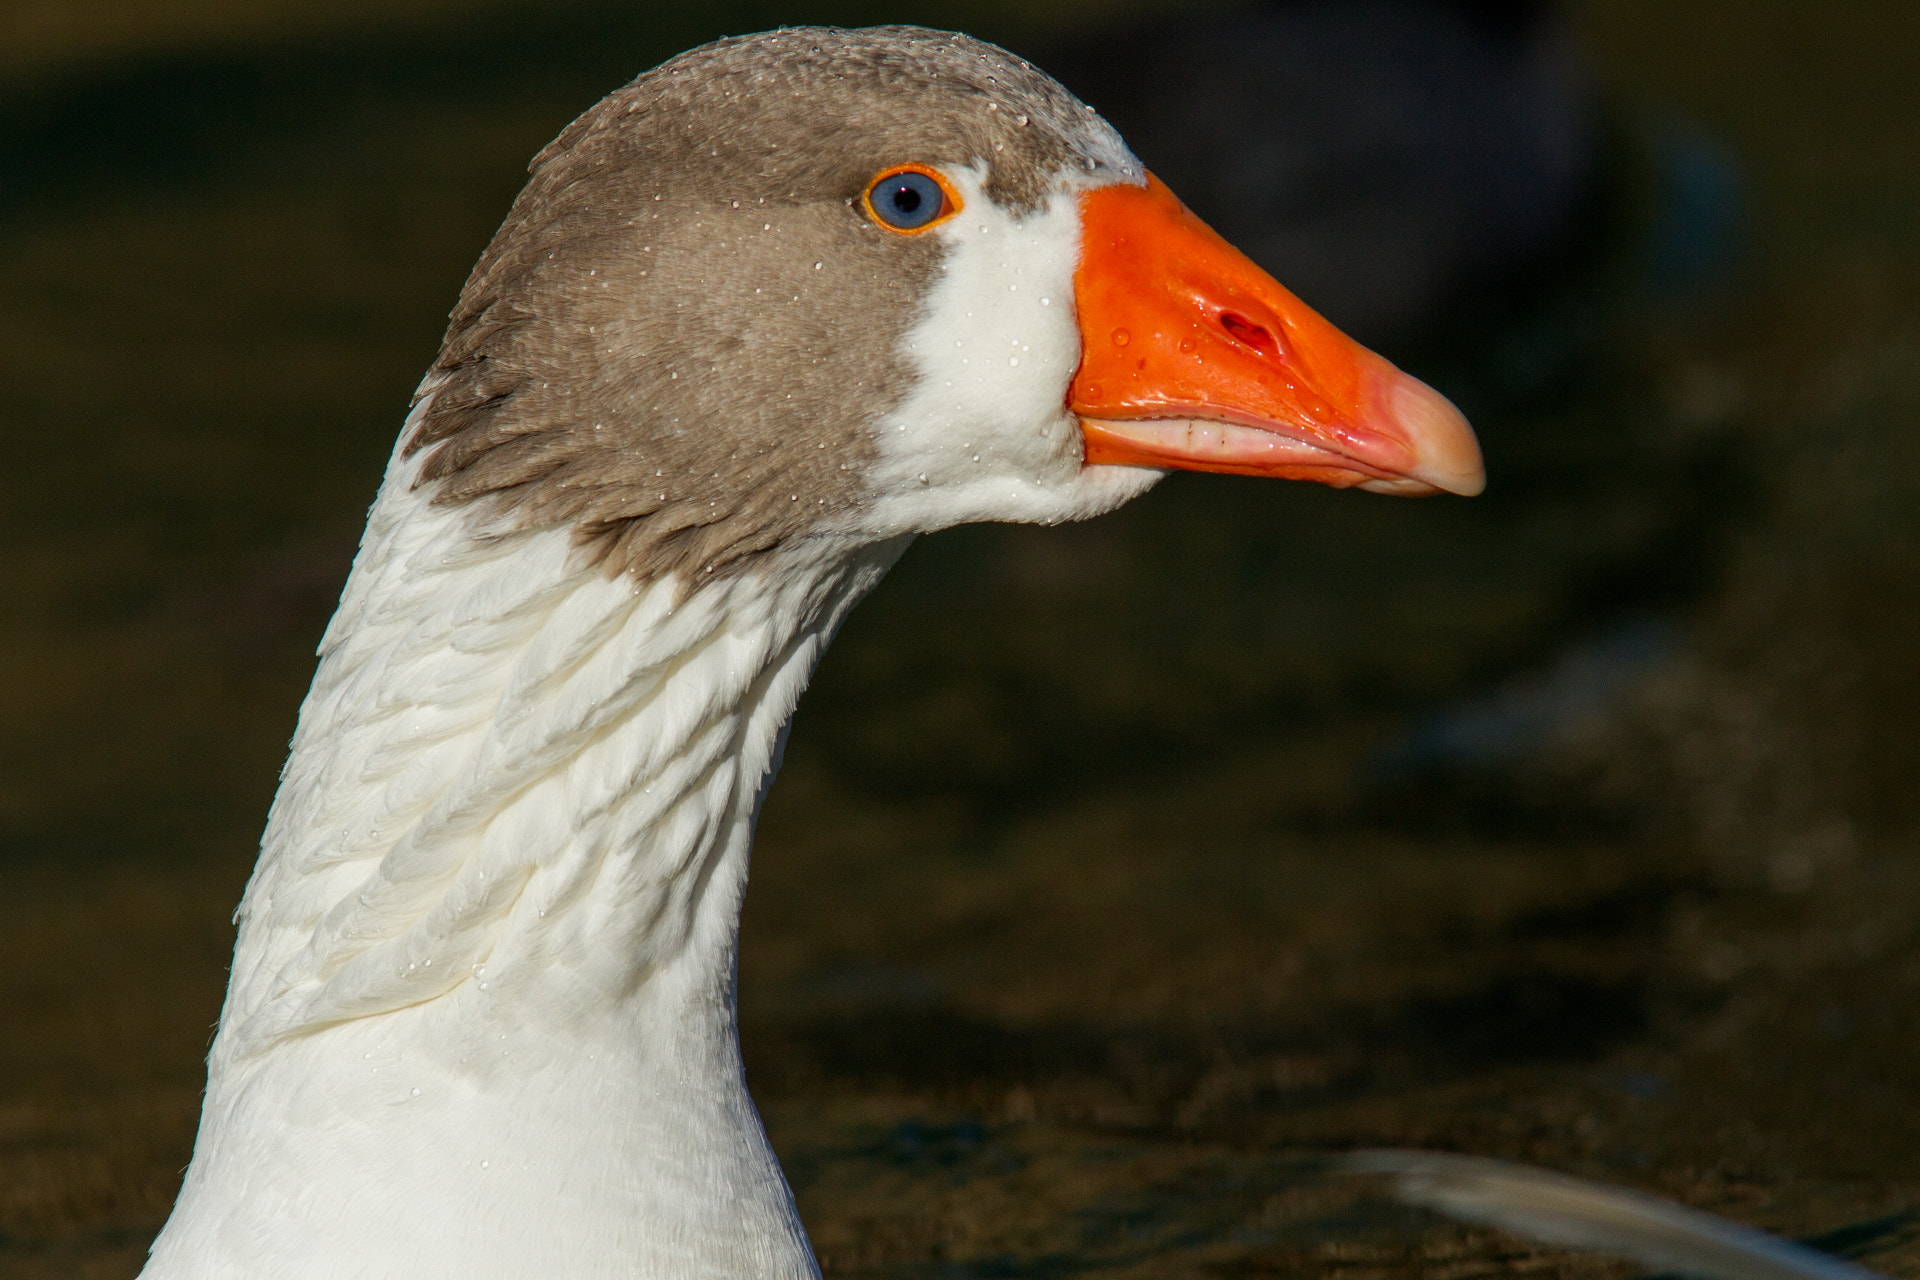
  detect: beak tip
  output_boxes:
[1382,372,1486,497]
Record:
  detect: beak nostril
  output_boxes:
[1218,311,1279,356]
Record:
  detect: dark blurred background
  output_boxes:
[5,1,1920,1276]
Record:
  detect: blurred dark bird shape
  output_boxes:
[1026,0,1598,344]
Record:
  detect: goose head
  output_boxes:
[143,26,1483,1280]
[405,25,1481,587]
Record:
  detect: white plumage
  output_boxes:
[151,397,914,1275]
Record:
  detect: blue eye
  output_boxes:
[867,169,949,231]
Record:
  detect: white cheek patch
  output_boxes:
[857,167,1161,537]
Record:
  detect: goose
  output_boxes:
[136,26,1860,1280]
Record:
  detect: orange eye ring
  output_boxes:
[861,164,963,235]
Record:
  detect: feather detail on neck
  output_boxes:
[144,399,903,1277]
[222,430,903,1054]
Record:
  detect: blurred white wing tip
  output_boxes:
[1343,1149,1890,1280]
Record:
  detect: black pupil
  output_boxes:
[874,172,942,228]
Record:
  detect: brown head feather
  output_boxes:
[406,26,1122,584]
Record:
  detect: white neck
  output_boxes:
[143,444,907,1279]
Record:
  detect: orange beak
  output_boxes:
[1071,175,1485,497]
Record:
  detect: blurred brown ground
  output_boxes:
[5,1,1920,1277]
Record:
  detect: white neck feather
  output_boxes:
[143,438,907,1279]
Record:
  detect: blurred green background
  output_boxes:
[5,1,1920,1276]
